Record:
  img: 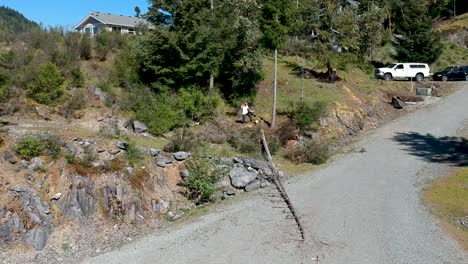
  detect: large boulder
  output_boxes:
[229,164,258,188]
[173,151,189,161]
[132,120,148,133]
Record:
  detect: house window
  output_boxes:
[128,28,135,35]
[93,26,99,36]
[112,26,122,33]
[84,27,91,36]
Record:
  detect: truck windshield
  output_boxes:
[444,67,455,72]
[386,64,396,68]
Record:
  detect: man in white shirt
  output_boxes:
[240,102,253,124]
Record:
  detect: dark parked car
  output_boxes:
[432,65,468,81]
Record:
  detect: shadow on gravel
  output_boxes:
[392,132,468,166]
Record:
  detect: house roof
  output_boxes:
[74,12,154,30]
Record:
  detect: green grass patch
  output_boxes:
[424,168,468,249]
[436,13,468,34]
[431,40,468,72]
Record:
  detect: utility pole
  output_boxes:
[454,0,456,17]
[209,0,214,93]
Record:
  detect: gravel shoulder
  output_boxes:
[84,84,468,264]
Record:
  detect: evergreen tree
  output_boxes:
[393,1,442,63]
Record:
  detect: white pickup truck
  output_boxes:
[374,63,430,82]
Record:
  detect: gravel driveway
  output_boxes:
[84,84,468,264]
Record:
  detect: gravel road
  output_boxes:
[84,84,468,264]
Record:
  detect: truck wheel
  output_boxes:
[442,75,448,82]
[383,73,392,81]
[415,73,424,82]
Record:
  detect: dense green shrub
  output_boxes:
[164,128,201,152]
[79,147,97,167]
[185,153,224,204]
[178,88,221,122]
[79,36,92,60]
[69,66,84,87]
[288,100,326,131]
[123,86,186,135]
[0,71,9,102]
[27,62,65,104]
[63,88,86,118]
[15,135,46,158]
[125,140,143,167]
[285,138,329,164]
[45,134,63,159]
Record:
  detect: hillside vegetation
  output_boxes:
[0,2,467,260]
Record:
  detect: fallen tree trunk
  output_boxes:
[260,128,305,241]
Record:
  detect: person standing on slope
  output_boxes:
[240,101,254,124]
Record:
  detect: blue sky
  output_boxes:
[0,0,150,29]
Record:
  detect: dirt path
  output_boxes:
[83,84,468,264]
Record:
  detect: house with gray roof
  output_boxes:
[74,12,153,37]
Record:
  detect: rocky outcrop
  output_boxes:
[0,186,52,250]
[57,174,96,221]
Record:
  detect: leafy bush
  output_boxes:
[164,128,202,152]
[0,71,10,102]
[79,147,97,167]
[63,88,86,118]
[15,135,46,158]
[79,36,92,60]
[227,126,279,155]
[285,138,329,164]
[123,86,186,135]
[27,62,65,105]
[185,154,224,204]
[125,140,143,167]
[178,88,221,122]
[69,66,84,87]
[45,134,63,159]
[288,100,326,131]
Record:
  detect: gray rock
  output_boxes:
[66,143,78,155]
[96,147,105,153]
[245,180,261,192]
[173,151,189,161]
[57,175,96,221]
[223,189,236,196]
[28,173,36,182]
[216,175,231,188]
[28,157,44,171]
[2,151,12,161]
[116,142,128,151]
[10,212,24,232]
[19,160,29,169]
[179,169,189,178]
[148,148,161,156]
[93,87,108,102]
[109,149,121,155]
[233,156,243,164]
[151,200,160,212]
[157,161,167,168]
[35,107,51,121]
[133,120,148,134]
[229,165,258,188]
[116,185,124,201]
[125,167,134,175]
[25,227,50,250]
[11,213,23,232]
[217,157,234,166]
[156,155,174,165]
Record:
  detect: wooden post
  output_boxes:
[271,49,278,128]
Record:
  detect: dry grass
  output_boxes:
[436,13,468,34]
[424,168,468,250]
